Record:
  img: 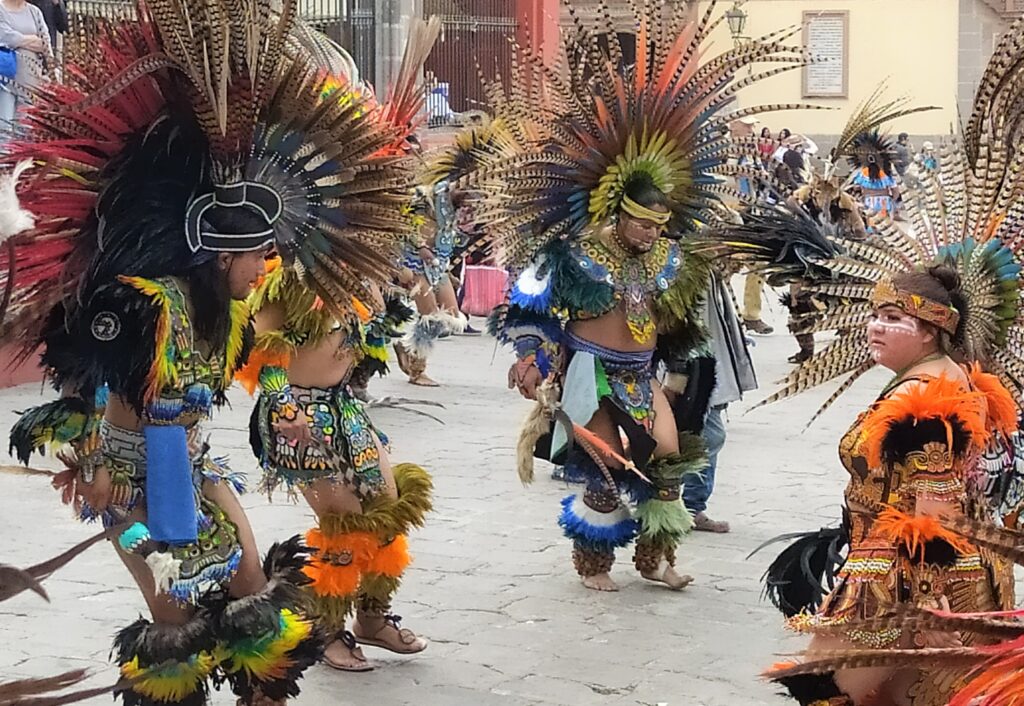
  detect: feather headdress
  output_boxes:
[739,19,1024,421]
[0,1,436,362]
[458,0,822,270]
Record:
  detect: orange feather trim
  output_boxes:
[235,347,291,396]
[861,375,989,468]
[950,636,1024,706]
[351,296,372,324]
[364,534,411,578]
[762,661,800,677]
[873,506,975,562]
[303,529,377,598]
[968,363,1018,437]
[259,256,283,286]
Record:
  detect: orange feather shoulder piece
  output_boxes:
[967,363,1018,437]
[861,375,990,468]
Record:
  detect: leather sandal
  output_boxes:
[322,631,374,672]
[693,512,730,533]
[353,614,428,655]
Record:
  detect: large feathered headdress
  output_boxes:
[458,0,821,270]
[0,0,437,358]
[748,20,1024,421]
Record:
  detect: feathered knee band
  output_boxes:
[303,464,432,630]
[207,537,322,704]
[114,613,216,706]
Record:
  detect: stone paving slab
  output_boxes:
[0,298,1019,705]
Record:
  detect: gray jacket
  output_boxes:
[704,271,757,407]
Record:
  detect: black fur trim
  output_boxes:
[41,283,161,414]
[879,416,971,465]
[112,614,215,706]
[919,538,959,567]
[775,673,847,705]
[248,400,265,465]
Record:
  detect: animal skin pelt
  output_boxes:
[516,380,560,485]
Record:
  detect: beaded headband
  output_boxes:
[869,277,960,334]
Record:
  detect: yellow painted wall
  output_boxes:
[698,0,960,136]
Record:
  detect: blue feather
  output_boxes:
[558,494,638,551]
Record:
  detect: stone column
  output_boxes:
[516,0,559,65]
[958,0,1011,121]
[375,0,421,91]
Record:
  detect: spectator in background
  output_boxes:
[771,128,794,164]
[681,270,758,533]
[757,126,774,164]
[782,140,806,185]
[730,115,759,198]
[919,140,937,171]
[0,0,51,126]
[893,132,912,177]
[27,0,63,59]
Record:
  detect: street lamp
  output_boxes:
[725,1,747,44]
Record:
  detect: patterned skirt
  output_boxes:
[251,383,388,501]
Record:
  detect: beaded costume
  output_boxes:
[392,117,522,384]
[470,2,816,585]
[0,0,442,700]
[730,20,1024,706]
[234,22,438,665]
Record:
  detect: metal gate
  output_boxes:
[423,0,518,118]
[65,0,377,81]
[299,0,376,82]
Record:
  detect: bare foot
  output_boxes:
[409,373,440,387]
[641,561,693,590]
[322,636,374,672]
[353,614,428,654]
[581,572,619,592]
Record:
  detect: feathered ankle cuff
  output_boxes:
[558,493,637,551]
[401,312,452,359]
[208,537,322,703]
[113,613,216,706]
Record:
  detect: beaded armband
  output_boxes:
[901,441,963,503]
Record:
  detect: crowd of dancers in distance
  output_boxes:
[1,1,1024,705]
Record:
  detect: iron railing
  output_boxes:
[65,0,376,79]
[423,0,518,118]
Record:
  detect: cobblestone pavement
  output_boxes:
[0,299,1018,706]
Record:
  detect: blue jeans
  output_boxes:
[682,404,727,514]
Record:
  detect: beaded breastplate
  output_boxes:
[568,237,682,343]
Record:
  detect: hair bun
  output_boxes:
[926,264,960,294]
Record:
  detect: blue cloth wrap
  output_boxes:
[143,425,198,545]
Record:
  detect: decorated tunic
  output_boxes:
[242,261,398,500]
[789,371,1015,650]
[491,229,709,465]
[18,276,253,604]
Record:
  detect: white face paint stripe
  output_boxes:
[867,317,921,338]
[867,316,923,363]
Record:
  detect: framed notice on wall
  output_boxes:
[802,11,849,98]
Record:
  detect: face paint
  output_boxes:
[866,308,929,369]
[866,316,921,338]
